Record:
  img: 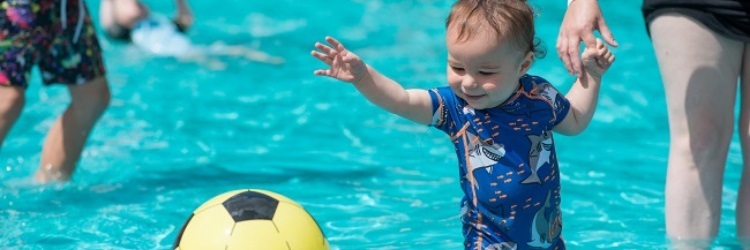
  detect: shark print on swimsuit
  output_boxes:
[462,105,506,175]
[527,190,562,248]
[486,242,518,250]
[538,83,559,110]
[522,130,552,184]
[465,131,505,175]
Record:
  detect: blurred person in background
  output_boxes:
[0,0,111,183]
[99,0,283,65]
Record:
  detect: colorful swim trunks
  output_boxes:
[0,0,106,88]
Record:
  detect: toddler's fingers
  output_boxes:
[600,56,614,68]
[325,36,346,52]
[315,42,335,55]
[310,51,333,65]
[601,48,614,62]
[581,46,596,60]
[596,45,608,56]
[596,50,607,65]
[313,69,332,76]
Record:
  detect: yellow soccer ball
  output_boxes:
[173,189,329,250]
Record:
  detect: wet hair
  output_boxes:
[445,0,545,59]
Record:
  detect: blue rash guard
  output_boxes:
[429,75,571,250]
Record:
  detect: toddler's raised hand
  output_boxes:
[581,38,615,79]
[311,36,368,84]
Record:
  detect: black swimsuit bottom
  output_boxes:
[642,0,750,42]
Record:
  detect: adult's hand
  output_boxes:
[557,0,617,76]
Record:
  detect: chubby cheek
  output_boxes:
[446,71,462,90]
[481,81,498,93]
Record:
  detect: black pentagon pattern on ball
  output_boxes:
[223,191,279,222]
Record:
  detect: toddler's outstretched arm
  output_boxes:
[555,38,615,135]
[311,36,433,125]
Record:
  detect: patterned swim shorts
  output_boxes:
[0,0,106,88]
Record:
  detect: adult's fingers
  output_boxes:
[567,37,583,76]
[581,31,598,50]
[557,37,574,75]
[598,19,618,47]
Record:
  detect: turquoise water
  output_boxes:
[1,0,746,249]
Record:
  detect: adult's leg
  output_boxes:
[0,86,25,146]
[737,43,750,247]
[34,76,110,182]
[650,14,744,248]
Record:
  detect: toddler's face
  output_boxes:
[445,28,531,110]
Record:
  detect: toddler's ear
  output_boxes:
[519,51,534,75]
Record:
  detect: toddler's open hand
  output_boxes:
[311,36,368,84]
[581,38,615,79]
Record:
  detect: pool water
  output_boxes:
[1,0,746,249]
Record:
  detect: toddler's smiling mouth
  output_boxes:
[463,93,486,100]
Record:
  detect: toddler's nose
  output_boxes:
[461,75,477,89]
